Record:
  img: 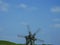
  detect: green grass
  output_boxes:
[0,40,52,45]
[0,40,16,45]
[0,40,24,45]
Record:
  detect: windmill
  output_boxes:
[17,25,44,45]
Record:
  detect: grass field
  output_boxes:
[0,40,52,45]
[0,40,25,45]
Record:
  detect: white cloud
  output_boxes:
[17,3,37,11]
[50,18,60,28]
[53,18,60,22]
[0,0,2,4]
[50,24,60,28]
[0,1,9,12]
[51,6,60,13]
[17,3,27,9]
[53,24,60,28]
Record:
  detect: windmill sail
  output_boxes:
[33,28,40,36]
[17,34,25,38]
[17,25,44,45]
[26,25,32,35]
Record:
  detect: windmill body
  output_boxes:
[17,25,44,45]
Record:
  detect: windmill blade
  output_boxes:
[33,28,41,36]
[17,34,25,38]
[27,25,31,32]
[26,25,32,35]
[36,38,44,43]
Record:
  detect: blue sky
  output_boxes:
[0,0,60,45]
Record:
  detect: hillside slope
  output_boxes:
[0,40,16,45]
[0,40,25,45]
[0,40,52,45]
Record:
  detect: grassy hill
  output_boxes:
[0,40,24,45]
[0,40,16,45]
[0,40,52,45]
